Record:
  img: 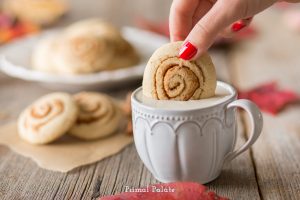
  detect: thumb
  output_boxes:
[179,0,241,60]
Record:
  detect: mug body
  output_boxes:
[131,81,237,184]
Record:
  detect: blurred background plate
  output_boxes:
[0,27,168,91]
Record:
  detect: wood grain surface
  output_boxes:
[0,1,299,200]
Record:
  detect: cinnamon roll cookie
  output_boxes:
[18,93,78,144]
[52,34,115,74]
[2,0,68,26]
[32,36,57,73]
[63,18,121,39]
[109,37,140,70]
[69,92,122,140]
[143,41,216,101]
[61,19,139,71]
[31,18,139,74]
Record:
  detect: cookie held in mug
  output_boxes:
[143,41,216,101]
[18,93,78,144]
[69,92,123,140]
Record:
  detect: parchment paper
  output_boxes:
[0,122,133,172]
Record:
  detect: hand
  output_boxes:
[170,0,297,60]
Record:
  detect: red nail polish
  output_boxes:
[179,41,198,60]
[231,22,246,32]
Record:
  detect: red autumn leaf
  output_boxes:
[238,82,300,115]
[0,13,39,44]
[99,182,229,200]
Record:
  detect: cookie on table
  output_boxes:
[18,93,78,144]
[69,92,122,140]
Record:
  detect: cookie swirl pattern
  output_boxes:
[143,41,217,101]
[69,92,122,140]
[18,93,78,144]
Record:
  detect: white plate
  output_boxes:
[0,27,168,91]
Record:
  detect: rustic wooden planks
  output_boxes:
[231,8,300,200]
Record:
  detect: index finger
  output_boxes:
[169,0,199,42]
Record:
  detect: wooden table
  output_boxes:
[0,1,299,199]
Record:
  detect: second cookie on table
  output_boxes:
[69,92,123,140]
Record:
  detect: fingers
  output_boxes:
[191,0,215,25]
[179,0,254,60]
[169,0,199,42]
[176,0,278,60]
[179,0,233,60]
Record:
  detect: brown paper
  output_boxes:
[0,122,133,172]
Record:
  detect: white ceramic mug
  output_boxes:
[131,81,263,184]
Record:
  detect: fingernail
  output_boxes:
[179,41,198,60]
[231,22,246,32]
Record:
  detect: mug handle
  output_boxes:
[224,99,263,162]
